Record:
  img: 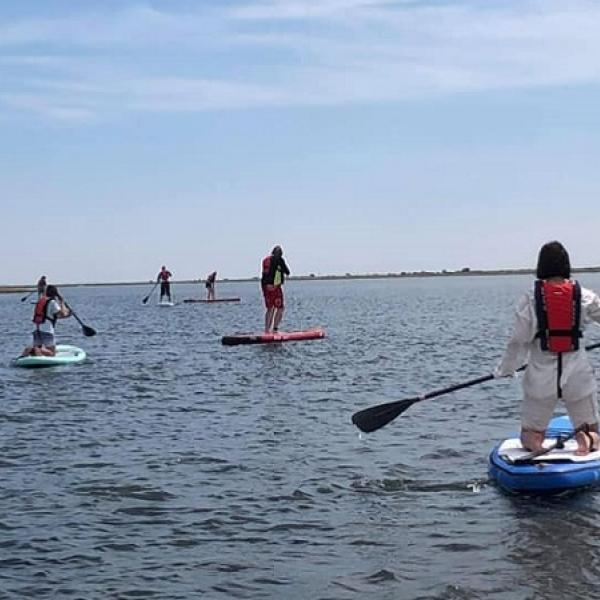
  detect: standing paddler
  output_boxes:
[157,265,173,303]
[261,245,290,333]
[205,271,217,301]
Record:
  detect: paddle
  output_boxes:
[352,341,600,434]
[509,424,587,465]
[142,281,159,304]
[20,290,34,302]
[63,299,96,337]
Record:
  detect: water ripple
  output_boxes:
[3,277,600,599]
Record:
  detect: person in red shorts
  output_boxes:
[261,245,290,333]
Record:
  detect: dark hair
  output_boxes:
[46,285,59,298]
[536,241,571,280]
[272,245,283,257]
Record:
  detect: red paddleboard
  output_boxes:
[222,328,325,346]
[183,298,241,304]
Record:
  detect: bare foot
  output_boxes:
[520,430,545,452]
[575,431,599,456]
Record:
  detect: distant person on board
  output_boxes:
[495,241,600,455]
[157,266,173,302]
[21,285,71,357]
[206,271,217,301]
[37,275,47,298]
[261,245,290,333]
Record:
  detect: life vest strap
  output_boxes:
[544,329,583,337]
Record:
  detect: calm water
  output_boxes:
[3,275,600,599]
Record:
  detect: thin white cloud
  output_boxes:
[227,0,406,20]
[1,93,94,121]
[1,1,600,120]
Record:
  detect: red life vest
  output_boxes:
[262,256,271,273]
[159,270,171,281]
[534,280,582,352]
[32,297,56,326]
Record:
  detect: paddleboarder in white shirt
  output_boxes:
[21,285,71,357]
[496,241,600,455]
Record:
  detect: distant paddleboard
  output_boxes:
[158,300,175,307]
[13,344,87,368]
[183,298,241,304]
[222,328,325,346]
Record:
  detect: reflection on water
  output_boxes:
[2,274,600,599]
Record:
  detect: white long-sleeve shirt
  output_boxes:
[496,284,600,400]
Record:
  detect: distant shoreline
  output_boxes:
[3,266,600,295]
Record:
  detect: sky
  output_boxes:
[1,0,600,284]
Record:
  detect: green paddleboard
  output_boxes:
[13,345,87,368]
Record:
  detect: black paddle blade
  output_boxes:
[142,296,150,304]
[352,398,417,433]
[82,325,97,337]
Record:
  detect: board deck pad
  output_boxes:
[222,328,325,346]
[498,437,600,463]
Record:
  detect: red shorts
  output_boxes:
[263,285,284,309]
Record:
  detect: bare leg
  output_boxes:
[20,346,34,357]
[273,308,284,332]
[576,423,600,455]
[520,429,544,452]
[39,345,57,357]
[265,308,275,332]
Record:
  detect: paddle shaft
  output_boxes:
[352,341,600,433]
[20,290,34,302]
[408,361,531,408]
[142,281,159,304]
[142,281,158,304]
[62,300,96,337]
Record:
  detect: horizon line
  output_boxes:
[3,266,600,292]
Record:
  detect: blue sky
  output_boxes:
[1,0,600,284]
